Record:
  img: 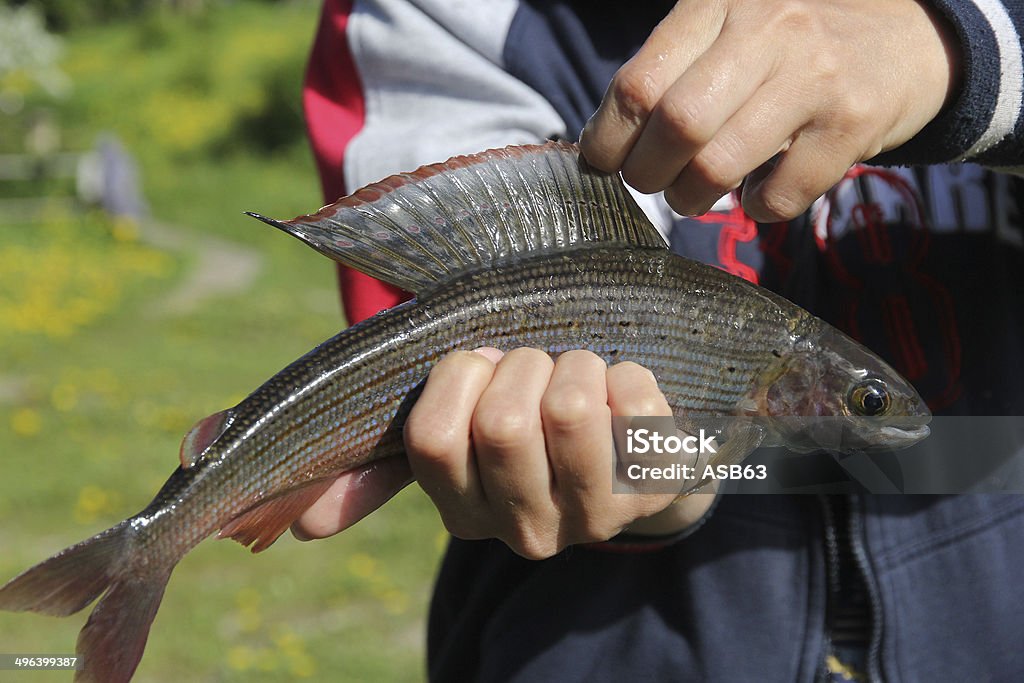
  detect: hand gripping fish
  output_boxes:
[0,142,930,682]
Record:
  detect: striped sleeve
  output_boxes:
[875,0,1024,171]
[341,0,567,195]
[304,0,567,322]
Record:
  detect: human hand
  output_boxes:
[580,0,960,221]
[293,348,715,559]
[403,347,714,559]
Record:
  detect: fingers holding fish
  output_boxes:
[403,349,500,522]
[470,348,560,554]
[291,458,415,541]
[581,0,959,219]
[538,350,616,543]
[616,18,773,195]
[404,348,686,560]
[580,0,726,171]
[663,82,808,217]
[738,115,876,223]
[402,347,557,553]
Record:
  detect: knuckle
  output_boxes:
[772,0,816,34]
[831,96,875,134]
[473,405,536,450]
[607,361,670,416]
[541,386,597,434]
[619,394,668,418]
[658,95,712,148]
[686,149,739,197]
[609,66,658,123]
[809,52,842,90]
[507,527,560,561]
[608,361,658,388]
[756,189,803,222]
[404,419,459,466]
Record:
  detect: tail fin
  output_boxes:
[0,522,175,683]
[0,523,128,616]
[75,570,171,683]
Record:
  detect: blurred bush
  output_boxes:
[6,0,144,31]
[5,0,297,32]
[57,3,311,161]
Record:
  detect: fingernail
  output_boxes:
[472,347,504,363]
[578,119,591,145]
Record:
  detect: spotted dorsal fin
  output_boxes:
[248,141,666,296]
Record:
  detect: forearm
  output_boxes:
[875,0,1024,170]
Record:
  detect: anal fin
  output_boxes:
[218,479,335,553]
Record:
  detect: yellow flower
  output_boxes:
[110,218,139,243]
[234,587,263,633]
[273,628,316,679]
[347,552,377,579]
[73,485,120,524]
[51,383,79,412]
[10,408,42,437]
[226,645,254,672]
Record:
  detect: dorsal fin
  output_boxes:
[247,141,666,296]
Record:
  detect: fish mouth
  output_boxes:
[877,422,931,448]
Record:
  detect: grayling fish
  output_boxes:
[0,142,929,682]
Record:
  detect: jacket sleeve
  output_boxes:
[874,0,1024,171]
[304,0,567,322]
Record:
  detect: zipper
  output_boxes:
[818,495,841,682]
[847,494,884,682]
[819,494,882,682]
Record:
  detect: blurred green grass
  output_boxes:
[0,3,446,681]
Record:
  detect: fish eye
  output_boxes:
[848,379,891,417]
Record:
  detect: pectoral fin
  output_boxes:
[686,422,765,495]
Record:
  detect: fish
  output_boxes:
[0,141,930,682]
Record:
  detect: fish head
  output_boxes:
[755,327,931,453]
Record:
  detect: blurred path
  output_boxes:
[141,220,263,316]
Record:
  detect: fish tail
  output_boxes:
[0,520,175,683]
[0,522,129,616]
[74,566,171,683]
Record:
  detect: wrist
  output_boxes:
[625,488,718,537]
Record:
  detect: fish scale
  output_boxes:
[0,142,929,683]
